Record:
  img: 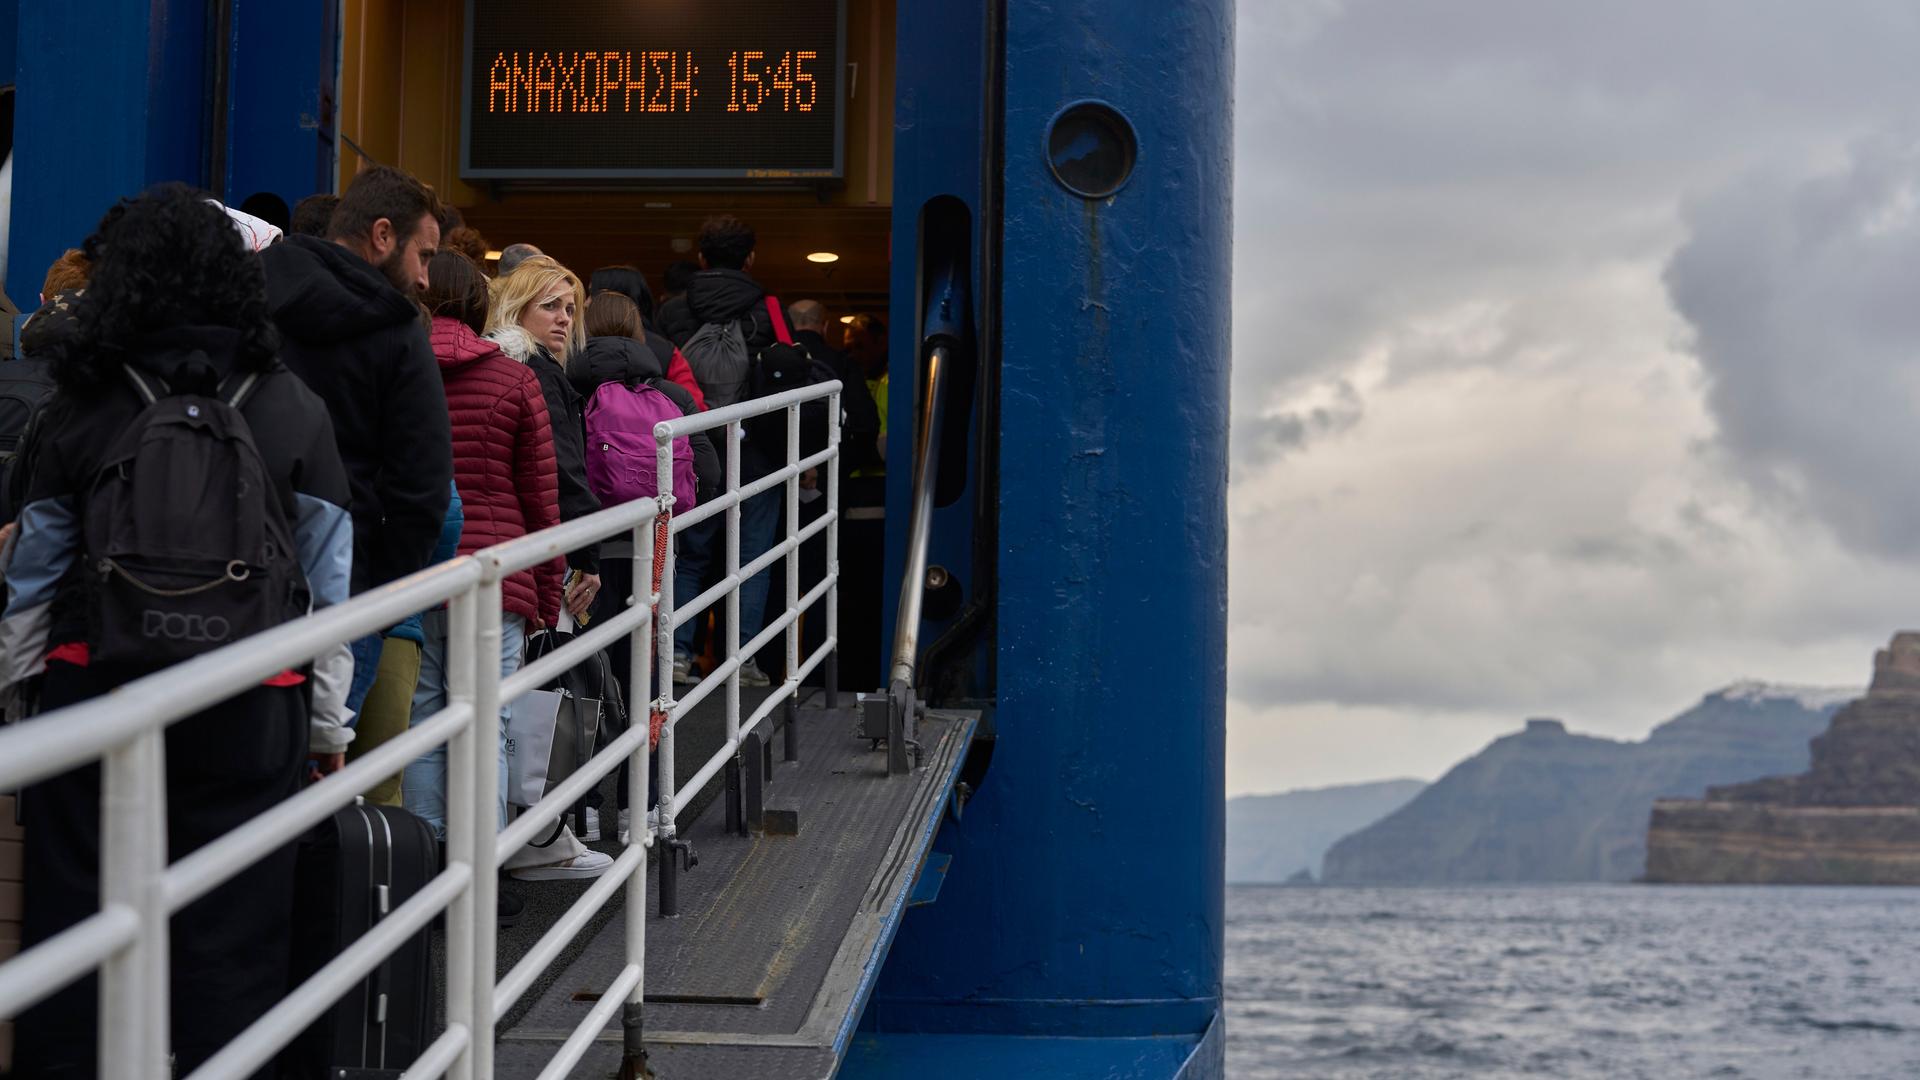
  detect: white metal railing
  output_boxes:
[0,378,841,1078]
[653,380,843,869]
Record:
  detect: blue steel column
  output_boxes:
[8,1,210,298]
[874,0,1233,1046]
[224,1,339,205]
[7,1,334,301]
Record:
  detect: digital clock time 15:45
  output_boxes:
[486,49,820,116]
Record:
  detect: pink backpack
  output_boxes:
[583,381,699,511]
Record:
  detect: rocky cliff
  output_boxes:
[1226,779,1427,883]
[1320,686,1849,884]
[1646,633,1920,884]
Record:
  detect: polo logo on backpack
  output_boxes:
[82,364,308,670]
[584,380,700,510]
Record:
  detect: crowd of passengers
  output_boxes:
[0,169,889,1076]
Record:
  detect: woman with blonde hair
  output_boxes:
[483,254,614,880]
[487,255,600,624]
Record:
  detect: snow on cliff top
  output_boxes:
[1716,680,1860,711]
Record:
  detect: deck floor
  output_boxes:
[482,693,977,1079]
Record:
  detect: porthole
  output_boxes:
[1046,101,1138,199]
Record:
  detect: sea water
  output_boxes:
[1226,884,1920,1079]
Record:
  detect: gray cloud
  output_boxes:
[1667,136,1920,559]
[1234,378,1364,466]
[1226,1,1920,791]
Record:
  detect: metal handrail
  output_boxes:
[649,378,843,922]
[889,342,951,695]
[0,376,842,1079]
[879,251,972,774]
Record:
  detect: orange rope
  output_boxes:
[649,512,670,747]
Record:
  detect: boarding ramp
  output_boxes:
[0,372,978,1079]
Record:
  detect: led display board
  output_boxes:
[461,0,844,180]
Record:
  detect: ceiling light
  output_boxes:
[484,249,503,261]
[807,251,840,264]
[839,315,856,324]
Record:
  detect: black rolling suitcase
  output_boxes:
[281,798,437,1079]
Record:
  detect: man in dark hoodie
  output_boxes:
[260,165,454,718]
[785,300,885,688]
[656,215,792,685]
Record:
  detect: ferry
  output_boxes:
[0,1,1231,1075]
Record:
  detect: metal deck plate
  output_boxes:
[494,700,979,1079]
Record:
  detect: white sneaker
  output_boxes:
[739,659,771,687]
[673,653,695,685]
[509,848,615,881]
[582,808,601,842]
[618,808,661,845]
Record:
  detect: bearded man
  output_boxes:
[262,165,454,723]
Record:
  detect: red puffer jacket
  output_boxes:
[432,316,564,627]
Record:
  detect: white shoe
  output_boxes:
[618,808,661,845]
[673,653,695,685]
[739,659,771,687]
[509,848,615,881]
[582,808,601,842]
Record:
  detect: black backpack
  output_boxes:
[82,365,308,670]
[744,298,837,459]
[0,357,56,519]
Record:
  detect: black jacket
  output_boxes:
[525,342,602,575]
[1,326,358,749]
[658,269,779,351]
[656,294,692,349]
[260,235,453,594]
[638,319,681,380]
[793,328,884,476]
[572,336,722,502]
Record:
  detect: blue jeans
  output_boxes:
[673,487,779,661]
[404,610,525,840]
[343,632,386,725]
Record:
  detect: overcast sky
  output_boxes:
[1228,1,1920,795]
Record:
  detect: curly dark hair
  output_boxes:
[57,183,279,395]
[697,215,756,271]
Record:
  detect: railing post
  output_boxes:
[786,399,801,697]
[825,387,842,709]
[655,432,681,917]
[468,572,504,1078]
[717,414,745,862]
[621,513,655,1078]
[724,419,741,760]
[98,727,169,1077]
[444,586,480,1080]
